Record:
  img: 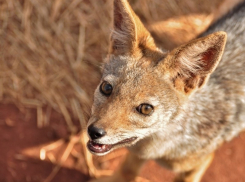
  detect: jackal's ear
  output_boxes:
[111,0,156,56]
[162,31,227,95]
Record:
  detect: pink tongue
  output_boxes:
[94,143,104,149]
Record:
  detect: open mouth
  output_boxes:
[87,137,137,154]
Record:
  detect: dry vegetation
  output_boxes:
[0,0,242,181]
[1,0,112,178]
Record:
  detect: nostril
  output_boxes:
[88,124,106,140]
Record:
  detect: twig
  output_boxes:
[43,138,75,182]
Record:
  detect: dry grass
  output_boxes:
[0,0,242,180]
[0,0,112,129]
[0,0,112,178]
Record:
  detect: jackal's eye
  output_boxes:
[136,104,154,116]
[100,81,113,96]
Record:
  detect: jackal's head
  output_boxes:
[87,0,227,156]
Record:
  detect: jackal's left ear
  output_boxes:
[111,0,157,56]
[162,31,227,95]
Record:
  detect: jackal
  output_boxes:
[87,0,245,181]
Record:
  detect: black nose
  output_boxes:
[88,124,106,140]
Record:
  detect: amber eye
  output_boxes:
[136,104,154,116]
[100,81,113,96]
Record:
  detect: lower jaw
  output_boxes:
[88,148,112,156]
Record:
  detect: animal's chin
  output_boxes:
[87,137,137,156]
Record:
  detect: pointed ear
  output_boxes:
[162,31,227,94]
[111,0,156,56]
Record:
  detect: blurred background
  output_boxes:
[0,0,245,181]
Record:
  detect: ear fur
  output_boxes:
[111,0,157,56]
[162,31,227,94]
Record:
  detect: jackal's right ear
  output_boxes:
[110,0,156,56]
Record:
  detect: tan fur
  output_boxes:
[87,0,245,182]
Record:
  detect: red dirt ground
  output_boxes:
[0,103,245,182]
